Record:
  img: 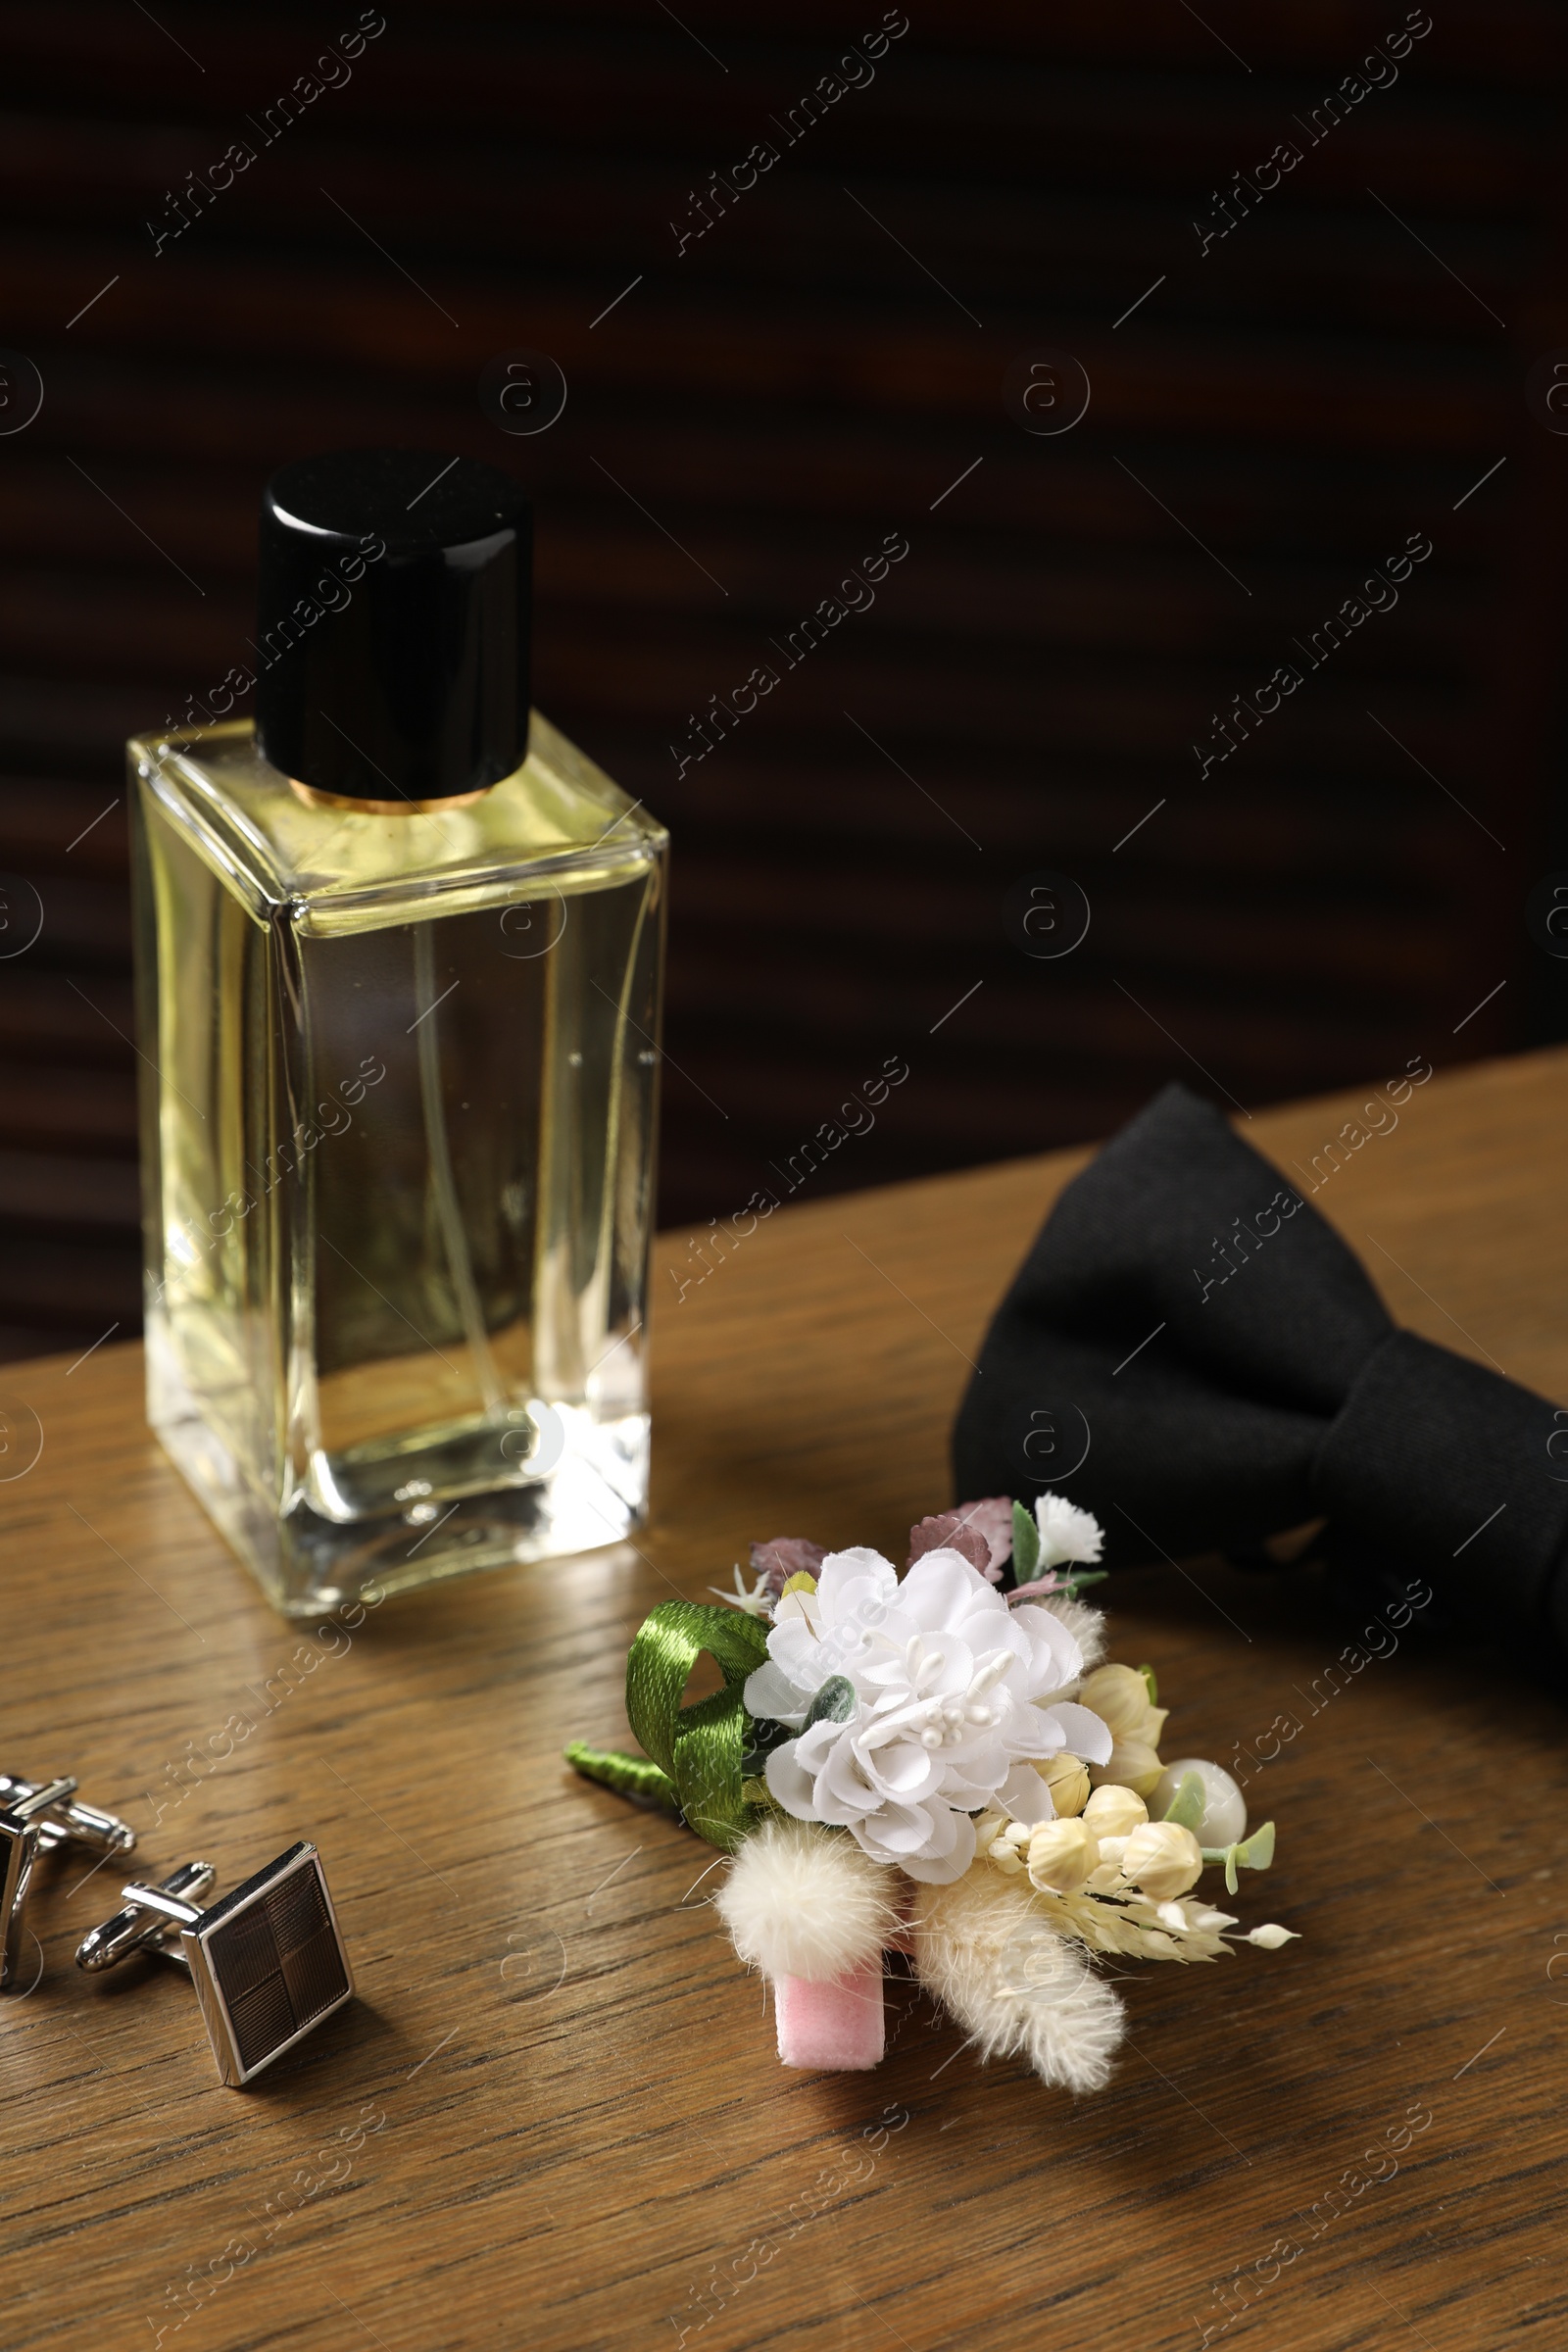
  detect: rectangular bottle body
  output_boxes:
[130,714,666,1615]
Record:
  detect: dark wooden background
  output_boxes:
[1,0,1563,1362]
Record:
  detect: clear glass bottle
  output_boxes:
[129,451,666,1616]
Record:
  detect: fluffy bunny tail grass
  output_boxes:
[1042,1594,1108,1672]
[910,1867,1125,2095]
[715,1817,902,1983]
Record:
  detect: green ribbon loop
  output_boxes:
[624,1601,771,1852]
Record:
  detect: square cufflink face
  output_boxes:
[0,1811,39,1988]
[183,1841,353,2086]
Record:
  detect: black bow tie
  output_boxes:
[952,1082,1568,1647]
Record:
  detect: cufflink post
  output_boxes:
[75,1861,217,1973]
[0,1772,139,1991]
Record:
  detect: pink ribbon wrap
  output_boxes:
[774,1960,886,2071]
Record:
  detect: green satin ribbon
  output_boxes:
[621,1600,770,1851]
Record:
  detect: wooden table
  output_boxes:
[6,1049,1568,2352]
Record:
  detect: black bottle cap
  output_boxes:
[255,448,531,803]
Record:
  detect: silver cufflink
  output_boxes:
[0,1773,137,1991]
[76,1839,354,2086]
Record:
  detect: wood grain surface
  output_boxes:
[5,1047,1568,2352]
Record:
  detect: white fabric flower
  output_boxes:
[743,1545,1112,1886]
[1034,1492,1104,1572]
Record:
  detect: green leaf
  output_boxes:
[1200,1820,1276,1897]
[803,1675,857,1729]
[1011,1499,1040,1581]
[1235,1820,1275,1873]
[1139,1662,1159,1705]
[1162,1769,1205,1832]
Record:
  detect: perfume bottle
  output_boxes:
[129,449,667,1615]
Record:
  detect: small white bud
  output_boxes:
[1120,1820,1204,1900]
[1082,1783,1149,1838]
[1091,1738,1165,1797]
[1037,1751,1092,1818]
[1026,1816,1101,1894]
[1077,1663,1152,1737]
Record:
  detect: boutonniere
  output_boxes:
[569,1495,1294,2092]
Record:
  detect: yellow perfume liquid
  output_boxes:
[131,711,666,1615]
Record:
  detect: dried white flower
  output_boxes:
[709,1562,775,1617]
[1034,1492,1105,1572]
[745,1545,1112,1885]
